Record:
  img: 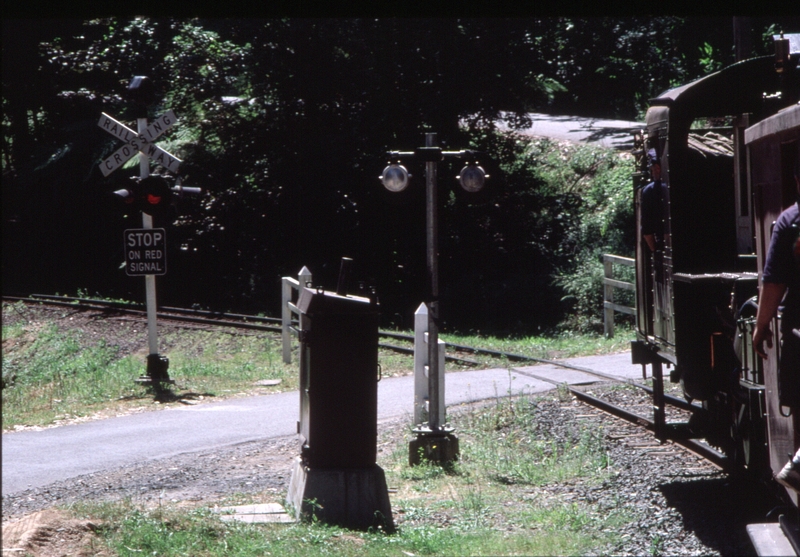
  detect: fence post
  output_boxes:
[282,278,293,364]
[604,255,615,338]
[298,266,312,291]
[282,266,312,364]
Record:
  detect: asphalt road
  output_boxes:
[2,352,645,496]
[496,112,643,150]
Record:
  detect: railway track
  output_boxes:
[3,293,730,470]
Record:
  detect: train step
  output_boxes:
[747,518,799,557]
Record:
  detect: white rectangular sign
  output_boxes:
[124,228,167,276]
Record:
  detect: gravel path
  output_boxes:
[2,384,785,556]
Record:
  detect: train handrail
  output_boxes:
[603,254,635,338]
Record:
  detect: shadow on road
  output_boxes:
[148,387,216,404]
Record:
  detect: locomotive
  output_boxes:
[630,34,800,553]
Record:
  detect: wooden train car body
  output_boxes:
[631,34,800,533]
[745,104,800,509]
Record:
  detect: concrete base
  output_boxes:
[409,431,459,466]
[286,457,394,532]
[215,503,295,524]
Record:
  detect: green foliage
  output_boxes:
[6,17,793,332]
[455,135,635,333]
[1,331,144,429]
[699,42,724,75]
[4,324,119,387]
[0,315,295,430]
[534,142,635,333]
[457,397,611,486]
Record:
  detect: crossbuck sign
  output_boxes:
[98,110,181,177]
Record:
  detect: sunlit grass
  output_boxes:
[441,325,633,361]
[2,302,633,430]
[64,392,629,556]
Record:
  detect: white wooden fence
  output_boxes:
[603,254,635,338]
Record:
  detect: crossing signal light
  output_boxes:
[112,176,174,221]
[112,181,141,218]
[139,176,172,217]
[112,176,202,222]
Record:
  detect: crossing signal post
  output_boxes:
[381,132,489,466]
[100,76,200,387]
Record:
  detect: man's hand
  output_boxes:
[752,281,788,359]
[753,323,773,359]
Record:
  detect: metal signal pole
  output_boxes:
[380,132,490,465]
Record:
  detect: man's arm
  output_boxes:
[644,234,656,252]
[753,281,788,359]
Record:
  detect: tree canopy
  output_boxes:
[3,17,798,332]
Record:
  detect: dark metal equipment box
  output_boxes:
[296,287,380,469]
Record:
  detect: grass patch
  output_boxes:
[2,322,146,429]
[2,301,632,431]
[62,394,629,556]
[441,326,632,362]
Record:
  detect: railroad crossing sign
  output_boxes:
[124,228,167,276]
[98,110,181,177]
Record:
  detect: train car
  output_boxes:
[743,102,800,554]
[631,34,800,553]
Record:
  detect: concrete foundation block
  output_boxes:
[409,432,459,466]
[286,457,394,532]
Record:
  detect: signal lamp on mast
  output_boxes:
[381,163,410,192]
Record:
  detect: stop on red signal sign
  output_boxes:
[124,228,167,276]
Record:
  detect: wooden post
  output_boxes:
[281,277,293,364]
[281,266,312,365]
[604,256,615,338]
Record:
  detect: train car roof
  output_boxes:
[744,103,800,145]
[650,56,781,119]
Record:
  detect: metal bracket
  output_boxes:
[290,326,311,344]
[631,339,661,365]
[414,147,443,161]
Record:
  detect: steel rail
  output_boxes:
[4,296,476,364]
[3,294,695,393]
[18,294,283,324]
[4,293,731,469]
[4,295,284,332]
[569,386,729,469]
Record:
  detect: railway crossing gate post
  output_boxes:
[98,76,185,387]
[381,132,490,466]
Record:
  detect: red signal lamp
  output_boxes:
[138,176,172,217]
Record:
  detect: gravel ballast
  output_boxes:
[3,387,787,556]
